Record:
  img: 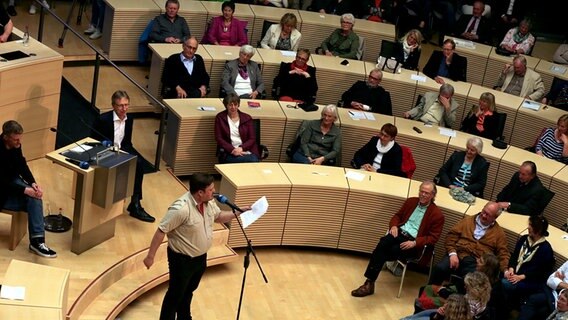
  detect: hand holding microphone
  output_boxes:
[214,193,249,213]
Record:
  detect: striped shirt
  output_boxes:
[536,128,568,163]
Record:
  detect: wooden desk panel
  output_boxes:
[445,36,492,86]
[394,118,450,183]
[352,20,396,62]
[249,6,301,48]
[511,100,566,149]
[278,102,326,162]
[297,11,340,57]
[483,50,540,89]
[147,44,212,100]
[546,226,568,270]
[339,170,410,252]
[311,54,366,105]
[280,164,348,248]
[546,165,568,230]
[200,2,255,44]
[102,0,161,61]
[336,108,394,168]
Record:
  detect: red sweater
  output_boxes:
[389,197,445,250]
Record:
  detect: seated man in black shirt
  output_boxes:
[496,161,551,215]
[340,68,392,115]
[423,39,467,85]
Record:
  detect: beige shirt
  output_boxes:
[159,192,221,257]
[420,100,445,125]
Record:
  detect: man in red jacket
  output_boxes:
[351,180,445,297]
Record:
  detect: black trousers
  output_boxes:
[429,255,477,286]
[364,233,417,281]
[160,247,207,320]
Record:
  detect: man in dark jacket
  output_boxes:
[341,68,393,115]
[423,38,468,84]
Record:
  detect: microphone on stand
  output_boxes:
[214,193,245,213]
[79,117,113,148]
[50,127,93,164]
[65,158,90,169]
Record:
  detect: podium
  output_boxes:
[46,138,137,254]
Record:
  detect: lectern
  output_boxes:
[46,138,137,254]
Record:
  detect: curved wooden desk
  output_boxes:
[216,163,568,271]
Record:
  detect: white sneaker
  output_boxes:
[89,29,103,40]
[29,5,36,14]
[84,25,97,34]
[29,1,49,14]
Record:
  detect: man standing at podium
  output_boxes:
[0,120,57,258]
[92,90,155,223]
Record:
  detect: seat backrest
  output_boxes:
[286,120,309,158]
[138,19,155,64]
[494,111,507,139]
[400,145,416,179]
[357,35,365,60]
[379,39,398,60]
[257,20,274,48]
[538,188,555,215]
[252,118,269,160]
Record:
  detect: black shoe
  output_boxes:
[29,242,57,258]
[128,202,156,223]
[7,5,17,16]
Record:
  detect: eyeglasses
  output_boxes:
[296,56,308,62]
[114,103,129,108]
[368,75,380,81]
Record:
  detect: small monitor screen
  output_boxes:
[0,50,30,61]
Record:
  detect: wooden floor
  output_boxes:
[4,2,560,319]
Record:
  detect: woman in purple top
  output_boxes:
[202,1,248,46]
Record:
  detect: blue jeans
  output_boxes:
[2,177,45,240]
[223,153,259,163]
[292,150,311,164]
[91,0,106,30]
[400,309,437,320]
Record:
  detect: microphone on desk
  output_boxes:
[65,157,90,169]
[49,127,93,163]
[214,193,245,213]
[79,117,113,148]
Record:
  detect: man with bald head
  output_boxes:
[429,201,510,286]
[496,161,550,215]
[494,55,545,101]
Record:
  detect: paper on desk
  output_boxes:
[551,65,567,74]
[197,106,217,111]
[241,196,269,229]
[70,144,93,153]
[364,112,376,120]
[345,170,365,181]
[280,50,296,57]
[0,285,25,300]
[521,100,540,111]
[454,39,475,49]
[439,127,457,137]
[348,111,366,120]
[411,74,427,82]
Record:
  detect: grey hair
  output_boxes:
[467,136,484,154]
[513,54,527,66]
[321,104,338,120]
[240,45,255,57]
[341,13,355,25]
[439,83,455,96]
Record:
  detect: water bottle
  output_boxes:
[22,26,30,46]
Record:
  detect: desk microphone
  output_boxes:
[79,117,113,148]
[65,158,90,169]
[214,193,245,213]
[50,127,93,162]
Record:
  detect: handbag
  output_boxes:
[376,56,401,74]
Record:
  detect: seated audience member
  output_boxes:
[436,137,489,198]
[429,202,510,286]
[520,260,568,320]
[161,37,210,99]
[0,120,57,258]
[214,93,260,163]
[397,29,423,71]
[547,289,568,320]
[0,4,13,43]
[352,123,405,177]
[272,49,318,104]
[362,0,396,23]
[423,39,467,85]
[351,181,444,297]
[499,19,535,55]
[460,92,501,140]
[311,0,357,17]
[495,0,527,40]
[257,0,288,7]
[542,77,568,111]
[150,0,190,44]
[320,13,360,60]
[496,161,548,216]
[453,0,491,45]
[502,216,555,313]
[260,13,301,51]
[291,105,341,165]
[477,253,508,319]
[340,68,392,115]
[404,83,459,127]
[221,45,265,99]
[535,114,568,164]
[201,1,248,46]
[395,0,429,37]
[553,44,568,65]
[494,55,545,101]
[403,293,471,320]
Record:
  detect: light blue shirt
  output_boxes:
[180,53,196,75]
[400,204,428,239]
[473,215,493,240]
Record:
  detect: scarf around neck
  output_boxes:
[290,60,308,72]
[513,28,529,44]
[515,235,546,273]
[238,64,249,80]
[376,139,395,154]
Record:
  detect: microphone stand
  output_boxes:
[230,208,268,320]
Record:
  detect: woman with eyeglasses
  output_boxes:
[260,13,302,51]
[202,1,248,46]
[221,45,265,99]
[351,123,405,177]
[320,13,360,60]
[272,48,318,104]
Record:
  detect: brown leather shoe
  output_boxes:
[351,280,375,297]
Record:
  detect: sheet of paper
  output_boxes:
[411,74,427,82]
[454,39,475,49]
[348,111,366,120]
[364,112,376,120]
[439,127,457,137]
[345,170,365,181]
[70,144,93,153]
[551,65,567,74]
[521,100,540,111]
[241,196,269,229]
[197,106,217,111]
[280,50,296,57]
[0,285,25,300]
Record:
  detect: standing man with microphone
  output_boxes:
[0,120,57,257]
[91,90,155,222]
[143,173,250,320]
